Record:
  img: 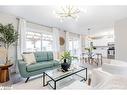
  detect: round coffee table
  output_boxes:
[0,64,13,83]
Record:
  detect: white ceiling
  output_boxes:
[0,6,127,34]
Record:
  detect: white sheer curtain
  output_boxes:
[79,35,83,61]
[52,28,60,60]
[65,32,69,50]
[17,18,27,59]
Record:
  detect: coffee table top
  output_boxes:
[45,64,86,81]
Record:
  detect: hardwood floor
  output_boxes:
[0,58,111,89]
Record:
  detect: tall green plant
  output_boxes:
[0,23,18,64]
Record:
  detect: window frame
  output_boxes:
[26,28,53,52]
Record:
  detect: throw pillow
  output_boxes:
[22,53,36,65]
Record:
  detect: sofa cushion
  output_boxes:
[26,61,54,72]
[53,60,60,66]
[48,60,60,66]
[47,52,53,60]
[34,52,48,62]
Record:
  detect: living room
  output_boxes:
[1,0,127,94]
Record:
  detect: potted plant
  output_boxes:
[0,24,18,64]
[60,51,78,71]
[85,42,96,58]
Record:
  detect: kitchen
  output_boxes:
[84,25,115,59]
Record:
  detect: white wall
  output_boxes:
[59,30,66,52]
[27,22,52,33]
[90,26,114,46]
[114,18,127,62]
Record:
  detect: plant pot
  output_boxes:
[61,59,71,71]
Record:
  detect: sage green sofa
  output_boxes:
[18,52,60,83]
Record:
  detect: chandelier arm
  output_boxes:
[60,15,69,17]
[71,11,80,14]
[62,7,67,14]
[69,6,72,14]
[70,6,75,14]
[56,11,80,15]
[71,15,77,19]
[56,12,68,15]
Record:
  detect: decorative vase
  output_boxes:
[61,59,71,71]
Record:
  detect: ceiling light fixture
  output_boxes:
[86,28,93,40]
[54,6,81,22]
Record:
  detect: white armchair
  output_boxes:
[62,66,127,89]
[102,59,127,75]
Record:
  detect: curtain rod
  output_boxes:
[16,17,53,29]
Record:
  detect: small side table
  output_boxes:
[0,64,13,83]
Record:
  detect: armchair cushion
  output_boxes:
[102,60,127,75]
[98,75,127,89]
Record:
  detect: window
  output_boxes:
[69,38,80,57]
[26,31,53,52]
[42,34,53,51]
[26,32,41,52]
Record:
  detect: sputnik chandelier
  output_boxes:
[54,6,81,21]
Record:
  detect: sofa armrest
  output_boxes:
[18,60,28,78]
[53,60,61,66]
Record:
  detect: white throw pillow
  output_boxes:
[22,53,36,65]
